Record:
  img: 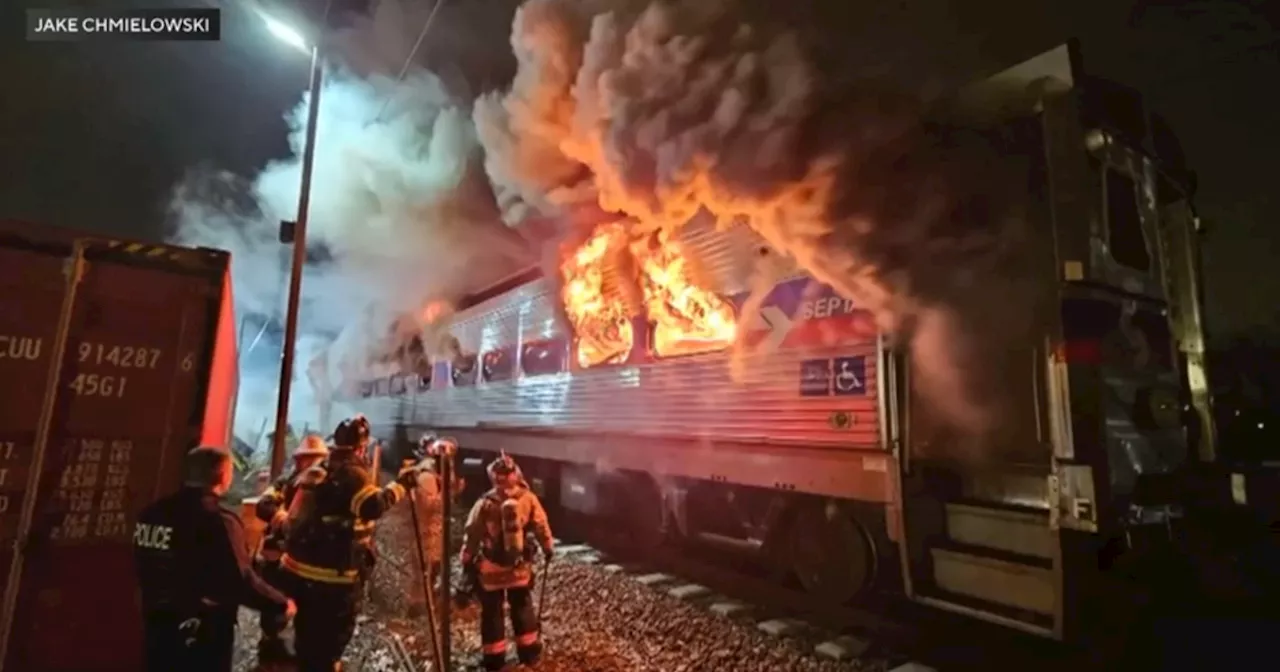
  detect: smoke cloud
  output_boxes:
[171,0,1049,457]
[170,64,531,446]
[475,0,1045,451]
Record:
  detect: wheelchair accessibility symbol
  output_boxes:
[832,356,866,396]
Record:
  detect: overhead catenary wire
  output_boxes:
[374,0,449,123]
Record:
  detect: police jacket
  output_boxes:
[133,487,287,615]
[282,449,405,584]
[254,474,301,561]
[460,485,553,591]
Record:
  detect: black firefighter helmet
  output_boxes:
[486,451,523,484]
[333,415,371,449]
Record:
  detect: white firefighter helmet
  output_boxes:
[293,434,329,459]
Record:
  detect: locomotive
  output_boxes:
[336,42,1224,644]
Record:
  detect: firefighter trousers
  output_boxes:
[477,585,542,671]
[257,559,290,641]
[287,575,362,672]
[143,609,236,672]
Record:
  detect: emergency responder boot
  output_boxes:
[481,652,507,671]
[517,640,544,666]
[257,635,295,663]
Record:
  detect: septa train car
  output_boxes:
[340,42,1221,645]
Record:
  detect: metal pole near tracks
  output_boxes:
[538,554,552,629]
[440,442,455,671]
[0,241,87,669]
[406,482,444,671]
[269,42,324,480]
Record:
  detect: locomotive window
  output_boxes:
[482,348,515,383]
[521,340,567,377]
[1062,297,1173,372]
[451,354,477,387]
[1128,306,1174,371]
[1104,167,1152,273]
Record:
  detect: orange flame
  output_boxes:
[633,231,736,358]
[560,224,736,367]
[559,224,635,368]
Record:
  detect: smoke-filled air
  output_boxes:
[171,0,1044,457]
[170,57,532,446]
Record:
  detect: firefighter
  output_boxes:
[404,436,467,616]
[281,415,422,672]
[405,436,445,618]
[134,446,296,672]
[253,434,329,662]
[460,452,555,670]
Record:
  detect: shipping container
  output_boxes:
[0,222,238,672]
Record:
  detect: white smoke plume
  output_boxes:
[476,0,1046,454]
[170,64,531,446]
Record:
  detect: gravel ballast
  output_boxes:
[234,503,883,671]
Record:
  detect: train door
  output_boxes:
[892,47,1073,639]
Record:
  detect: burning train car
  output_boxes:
[339,43,1215,643]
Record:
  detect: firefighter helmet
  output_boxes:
[418,434,440,458]
[333,415,371,448]
[486,451,521,483]
[293,434,329,458]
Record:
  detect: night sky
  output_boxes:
[2,0,1277,339]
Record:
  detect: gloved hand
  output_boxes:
[396,464,422,489]
[542,545,555,562]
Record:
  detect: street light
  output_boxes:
[264,14,309,54]
[265,12,324,479]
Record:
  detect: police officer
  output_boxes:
[253,434,329,662]
[134,446,297,672]
[282,415,422,672]
[460,453,554,671]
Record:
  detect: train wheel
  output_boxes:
[624,474,667,551]
[786,501,874,604]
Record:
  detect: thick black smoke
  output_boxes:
[474,0,1046,447]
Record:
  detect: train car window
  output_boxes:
[358,380,375,398]
[451,354,478,387]
[1104,166,1152,273]
[389,374,407,396]
[414,356,432,391]
[573,318,635,369]
[521,339,568,377]
[482,347,516,383]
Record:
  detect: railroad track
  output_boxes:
[555,518,1073,672]
[350,632,419,672]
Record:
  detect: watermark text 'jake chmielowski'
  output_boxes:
[27,8,221,42]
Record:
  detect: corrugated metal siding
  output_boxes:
[673,215,768,295]
[353,222,883,450]
[409,342,879,448]
[516,281,562,343]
